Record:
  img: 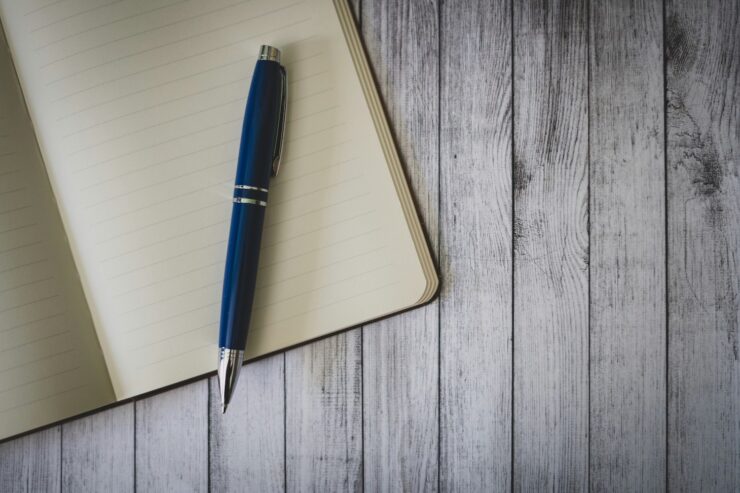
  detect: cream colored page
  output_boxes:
[0,0,427,399]
[0,27,114,440]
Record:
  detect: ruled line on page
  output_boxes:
[98,200,371,276]
[130,321,214,352]
[96,213,227,261]
[0,365,80,394]
[87,163,232,220]
[127,255,391,352]
[48,16,312,101]
[113,222,385,316]
[0,223,38,235]
[65,72,331,155]
[0,258,48,276]
[118,223,382,336]
[0,276,55,295]
[106,237,227,281]
[30,0,120,34]
[57,54,328,128]
[0,384,88,414]
[74,136,236,183]
[64,96,244,152]
[24,0,65,18]
[0,312,65,335]
[0,347,76,375]
[81,138,355,222]
[67,107,344,179]
[134,343,212,371]
[0,329,71,356]
[44,1,304,83]
[0,294,60,315]
[131,276,400,371]
[259,279,402,330]
[112,260,224,298]
[55,58,247,121]
[71,117,241,174]
[43,5,321,73]
[69,104,339,176]
[35,0,192,52]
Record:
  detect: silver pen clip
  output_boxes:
[272,64,287,177]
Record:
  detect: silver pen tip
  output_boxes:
[217,347,244,415]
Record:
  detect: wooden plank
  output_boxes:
[209,356,285,492]
[588,1,666,490]
[360,0,439,490]
[512,0,589,490]
[285,334,362,492]
[0,428,60,493]
[665,0,740,490]
[135,381,208,493]
[61,404,134,493]
[438,0,512,491]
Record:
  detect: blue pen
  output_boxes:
[218,45,286,413]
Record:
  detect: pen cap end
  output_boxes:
[258,45,281,63]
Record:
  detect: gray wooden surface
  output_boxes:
[1,0,738,491]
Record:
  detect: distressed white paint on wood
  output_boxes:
[589,1,666,491]
[666,0,740,491]
[61,404,134,493]
[438,0,512,491]
[0,427,60,493]
[209,355,285,492]
[135,381,208,493]
[513,0,589,490]
[285,333,362,492]
[360,0,440,491]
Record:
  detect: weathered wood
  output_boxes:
[438,0,512,491]
[588,1,667,491]
[135,381,208,493]
[209,355,285,492]
[513,0,589,490]
[285,334,362,492]
[666,0,740,491]
[0,427,60,493]
[62,404,134,493]
[360,0,440,491]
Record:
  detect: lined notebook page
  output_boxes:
[0,0,427,399]
[0,27,113,439]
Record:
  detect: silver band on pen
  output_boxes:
[234,185,269,193]
[233,197,267,206]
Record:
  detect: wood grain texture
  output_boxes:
[0,428,60,493]
[438,0,512,491]
[135,381,208,493]
[209,356,285,492]
[666,0,740,491]
[285,334,362,492]
[588,1,666,491]
[513,0,589,490]
[61,404,134,493]
[360,0,440,491]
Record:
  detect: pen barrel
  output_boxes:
[235,59,286,188]
[219,199,266,349]
[218,57,284,350]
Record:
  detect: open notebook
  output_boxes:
[0,0,437,440]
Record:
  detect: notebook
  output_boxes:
[0,0,437,440]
